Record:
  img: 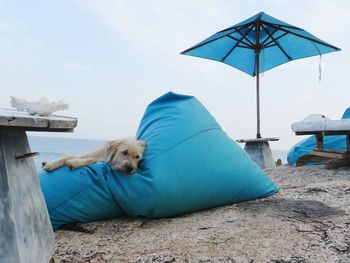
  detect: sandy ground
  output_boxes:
[50,165,350,263]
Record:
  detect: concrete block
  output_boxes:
[0,130,54,263]
[244,141,276,169]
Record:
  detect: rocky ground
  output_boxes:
[50,165,350,263]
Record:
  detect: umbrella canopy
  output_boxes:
[181,12,340,138]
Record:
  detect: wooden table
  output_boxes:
[0,109,77,263]
[295,130,350,167]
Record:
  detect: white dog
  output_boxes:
[42,138,146,175]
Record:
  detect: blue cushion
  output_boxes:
[39,164,125,230]
[39,92,278,229]
[287,107,350,165]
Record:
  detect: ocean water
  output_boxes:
[28,136,106,170]
[28,136,288,170]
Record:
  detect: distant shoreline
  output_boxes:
[29,136,289,170]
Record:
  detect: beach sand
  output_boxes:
[50,165,350,263]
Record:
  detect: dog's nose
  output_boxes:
[124,163,133,173]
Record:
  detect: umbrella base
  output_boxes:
[237,138,279,169]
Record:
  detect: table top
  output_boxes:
[236,137,280,143]
[292,119,350,133]
[0,109,78,132]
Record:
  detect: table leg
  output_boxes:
[346,133,350,153]
[0,130,54,263]
[315,132,324,150]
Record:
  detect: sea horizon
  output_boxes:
[28,135,289,170]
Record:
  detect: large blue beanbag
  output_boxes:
[39,92,278,229]
[40,164,125,230]
[287,107,350,165]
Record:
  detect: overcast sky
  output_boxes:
[0,0,349,150]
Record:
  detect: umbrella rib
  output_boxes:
[216,21,255,34]
[180,34,228,54]
[263,21,341,50]
[237,45,254,49]
[222,26,255,62]
[266,22,303,30]
[262,32,288,48]
[235,27,255,47]
[261,24,292,60]
[263,43,277,48]
[180,21,254,55]
[227,35,253,48]
[181,23,253,54]
[260,26,280,46]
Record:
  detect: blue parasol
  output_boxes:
[181,12,340,138]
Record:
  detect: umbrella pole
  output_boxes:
[256,52,261,139]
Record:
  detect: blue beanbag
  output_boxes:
[39,92,278,229]
[287,107,350,165]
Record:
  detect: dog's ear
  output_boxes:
[138,140,146,148]
[106,140,120,162]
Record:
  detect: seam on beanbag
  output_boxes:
[48,163,110,213]
[48,183,95,213]
[149,127,222,161]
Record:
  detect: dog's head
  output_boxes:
[106,138,146,174]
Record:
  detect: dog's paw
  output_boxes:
[42,162,54,172]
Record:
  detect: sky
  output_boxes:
[0,0,349,150]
